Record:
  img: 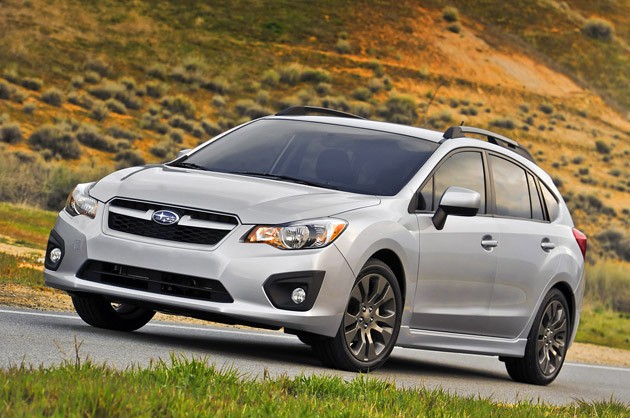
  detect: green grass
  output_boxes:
[0,252,43,287]
[576,308,630,350]
[0,202,56,250]
[1,356,627,417]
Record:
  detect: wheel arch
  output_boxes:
[370,249,406,303]
[551,281,576,336]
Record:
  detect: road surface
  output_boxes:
[0,306,627,405]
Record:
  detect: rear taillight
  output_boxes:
[572,228,587,259]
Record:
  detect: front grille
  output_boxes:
[78,260,233,303]
[107,199,238,246]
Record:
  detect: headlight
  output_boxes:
[245,218,347,250]
[65,183,98,218]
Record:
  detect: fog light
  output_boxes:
[49,248,62,264]
[291,287,306,304]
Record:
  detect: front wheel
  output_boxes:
[504,288,570,385]
[72,293,155,332]
[312,259,402,372]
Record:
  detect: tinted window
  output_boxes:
[418,177,433,211]
[179,120,438,196]
[527,173,545,221]
[490,155,530,219]
[433,152,486,213]
[540,183,559,221]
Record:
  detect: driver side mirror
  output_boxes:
[432,187,480,230]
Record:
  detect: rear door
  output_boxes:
[486,155,560,338]
[412,150,499,335]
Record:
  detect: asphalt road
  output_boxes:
[1,306,628,406]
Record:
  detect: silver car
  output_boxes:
[45,106,587,385]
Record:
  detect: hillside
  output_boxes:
[0,0,628,263]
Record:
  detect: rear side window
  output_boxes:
[540,183,560,221]
[490,155,530,219]
[527,173,545,221]
[422,151,486,213]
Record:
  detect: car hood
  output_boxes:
[89,166,380,224]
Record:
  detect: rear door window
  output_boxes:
[490,155,530,219]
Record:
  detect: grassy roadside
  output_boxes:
[0,356,627,416]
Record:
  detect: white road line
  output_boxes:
[0,308,295,340]
[1,308,628,371]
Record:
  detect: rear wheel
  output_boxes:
[72,293,155,332]
[312,259,402,372]
[504,288,569,385]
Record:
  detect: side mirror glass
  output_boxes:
[432,187,480,230]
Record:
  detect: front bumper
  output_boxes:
[44,210,356,337]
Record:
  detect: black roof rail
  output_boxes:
[442,125,535,163]
[276,106,364,120]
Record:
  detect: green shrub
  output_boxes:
[235,99,270,119]
[140,113,169,134]
[572,155,585,164]
[315,82,332,96]
[150,143,170,158]
[320,95,351,112]
[168,115,195,132]
[67,92,94,110]
[145,81,166,99]
[538,103,554,115]
[519,104,529,113]
[0,123,22,143]
[1,68,20,84]
[70,76,84,89]
[211,95,227,108]
[76,124,116,152]
[447,23,461,33]
[296,88,317,105]
[261,69,280,87]
[367,60,384,77]
[427,110,453,129]
[201,119,222,137]
[119,77,136,91]
[170,129,184,143]
[367,78,383,93]
[578,167,589,175]
[147,64,166,80]
[351,102,373,119]
[21,77,43,91]
[352,87,371,101]
[114,91,141,110]
[442,6,459,22]
[300,68,332,83]
[0,81,14,99]
[90,102,109,121]
[105,98,127,114]
[11,90,27,104]
[597,230,630,262]
[115,150,145,169]
[88,81,125,100]
[83,71,101,84]
[279,64,303,85]
[460,107,477,116]
[582,18,615,41]
[23,102,36,114]
[161,95,196,118]
[41,88,64,107]
[28,124,81,159]
[595,140,611,154]
[490,118,516,129]
[256,91,270,105]
[382,76,393,91]
[379,93,417,125]
[335,39,351,54]
[84,58,110,77]
[107,126,137,141]
[201,76,230,94]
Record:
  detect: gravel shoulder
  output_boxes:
[1,282,628,368]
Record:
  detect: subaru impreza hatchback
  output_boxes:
[45,106,587,385]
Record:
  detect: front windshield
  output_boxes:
[174,119,438,196]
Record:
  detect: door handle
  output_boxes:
[541,240,556,251]
[481,235,498,249]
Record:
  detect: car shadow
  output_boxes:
[61,321,510,382]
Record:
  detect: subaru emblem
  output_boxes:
[152,210,180,225]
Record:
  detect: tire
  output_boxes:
[311,259,402,372]
[72,293,155,332]
[504,288,570,385]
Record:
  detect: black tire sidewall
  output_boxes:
[336,259,403,371]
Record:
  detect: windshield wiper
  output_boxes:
[170,162,210,171]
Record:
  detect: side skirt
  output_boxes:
[396,326,527,357]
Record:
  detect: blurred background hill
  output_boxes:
[0,0,628,265]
